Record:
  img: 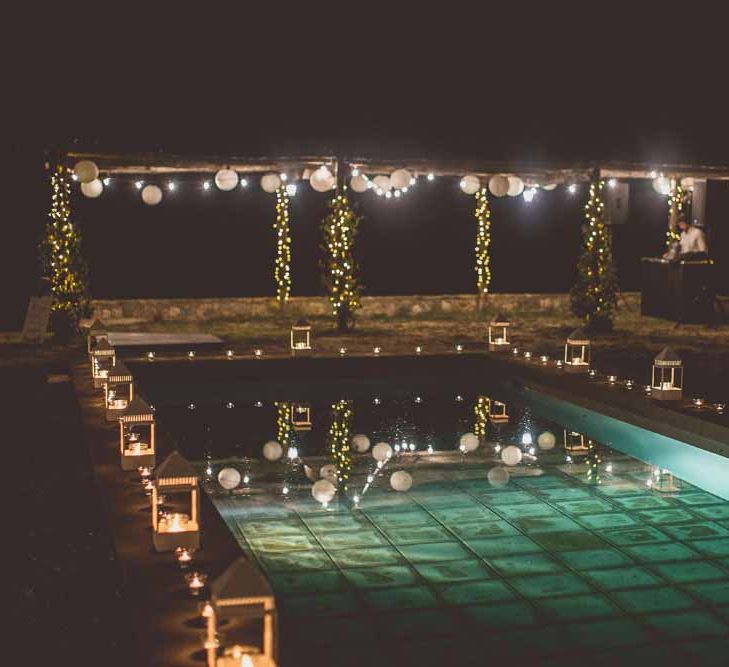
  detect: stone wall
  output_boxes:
[90,293,640,323]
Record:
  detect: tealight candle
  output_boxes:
[143,479,154,494]
[540,355,549,364]
[185,571,207,596]
[588,369,597,378]
[512,348,519,356]
[147,351,155,361]
[523,351,531,359]
[373,347,381,356]
[175,546,193,566]
[226,349,234,358]
[715,403,725,414]
[625,379,634,389]
[608,375,617,384]
[693,398,704,407]
[339,347,347,356]
[415,346,422,355]
[139,466,151,480]
[556,360,563,367]
[455,344,463,353]
[187,350,196,359]
[254,349,263,358]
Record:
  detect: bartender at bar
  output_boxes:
[663,219,709,261]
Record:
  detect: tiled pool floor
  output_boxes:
[213,460,729,666]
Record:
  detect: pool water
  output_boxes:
[155,389,729,665]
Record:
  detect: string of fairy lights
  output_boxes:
[275,401,293,451]
[473,395,489,439]
[474,188,492,299]
[327,399,354,489]
[667,183,688,248]
[273,187,292,305]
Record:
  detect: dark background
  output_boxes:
[3,12,729,328]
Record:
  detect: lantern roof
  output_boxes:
[654,346,682,366]
[293,318,310,328]
[490,313,510,325]
[567,328,590,344]
[89,319,107,334]
[120,396,153,419]
[92,338,115,355]
[108,359,133,382]
[211,557,273,602]
[154,450,196,480]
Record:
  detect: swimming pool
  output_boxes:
[145,372,729,666]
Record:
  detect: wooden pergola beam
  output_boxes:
[65,152,729,182]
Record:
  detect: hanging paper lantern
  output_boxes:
[501,445,523,466]
[320,464,338,483]
[542,183,558,191]
[507,176,525,197]
[373,175,392,193]
[390,470,413,492]
[312,479,336,504]
[680,177,695,191]
[459,432,480,453]
[217,467,241,490]
[390,169,412,189]
[81,179,103,198]
[215,169,239,191]
[537,431,556,450]
[460,174,481,195]
[261,173,282,193]
[372,442,393,462]
[262,440,283,461]
[310,166,335,192]
[141,184,163,206]
[652,176,671,195]
[351,434,371,452]
[487,466,510,488]
[488,175,510,197]
[350,174,369,193]
[73,160,99,184]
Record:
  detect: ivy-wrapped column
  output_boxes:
[474,188,492,309]
[273,186,292,305]
[569,175,618,332]
[667,182,689,249]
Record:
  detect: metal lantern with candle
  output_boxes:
[90,338,116,388]
[152,451,200,552]
[290,318,311,356]
[205,557,277,667]
[487,398,509,423]
[87,319,109,354]
[651,347,683,400]
[488,313,511,352]
[104,360,134,422]
[119,396,156,471]
[564,430,590,455]
[564,328,591,373]
[290,403,312,431]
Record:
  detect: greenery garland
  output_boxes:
[273,186,292,305]
[569,176,618,331]
[474,188,492,301]
[666,183,688,248]
[322,193,361,331]
[39,164,89,335]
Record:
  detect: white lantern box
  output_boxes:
[291,403,312,431]
[488,398,509,423]
[119,396,156,471]
[152,451,200,552]
[104,359,134,422]
[651,347,683,401]
[564,328,591,373]
[90,338,116,388]
[564,430,590,455]
[87,319,108,354]
[290,319,312,355]
[488,313,511,351]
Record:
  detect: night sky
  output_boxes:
[4,19,728,328]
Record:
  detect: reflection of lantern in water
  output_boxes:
[290,403,312,431]
[564,430,590,455]
[327,400,353,488]
[473,396,489,438]
[647,466,682,493]
[487,398,509,423]
[205,557,277,667]
[651,347,683,400]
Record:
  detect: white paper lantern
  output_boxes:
[373,175,392,192]
[372,442,393,462]
[141,184,163,206]
[390,470,413,492]
[310,166,335,192]
[537,431,556,450]
[460,174,481,195]
[507,176,525,197]
[680,177,695,190]
[73,160,99,184]
[501,445,523,466]
[262,440,283,461]
[320,464,338,483]
[350,174,369,193]
[488,175,510,197]
[390,169,412,189]
[652,176,671,195]
[487,466,510,488]
[217,467,241,490]
[459,432,480,453]
[215,169,239,191]
[542,183,558,191]
[81,179,103,198]
[351,434,371,453]
[312,479,336,504]
[261,173,282,193]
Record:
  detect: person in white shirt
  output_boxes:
[664,219,708,261]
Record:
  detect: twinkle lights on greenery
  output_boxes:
[569,176,618,332]
[474,188,492,302]
[275,401,293,451]
[274,186,292,305]
[586,439,601,484]
[322,193,362,332]
[40,164,89,334]
[666,183,688,248]
[473,396,489,439]
[327,399,354,488]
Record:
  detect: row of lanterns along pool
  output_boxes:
[87,321,277,666]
